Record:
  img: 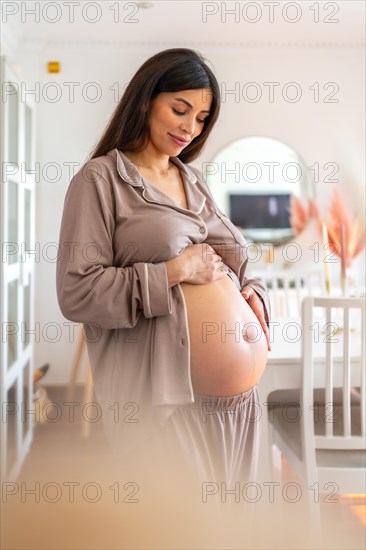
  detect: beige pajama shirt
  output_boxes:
[56,148,271,484]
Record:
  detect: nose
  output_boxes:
[179,115,196,136]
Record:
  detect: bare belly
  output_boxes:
[180,275,268,396]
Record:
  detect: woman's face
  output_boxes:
[146,88,212,156]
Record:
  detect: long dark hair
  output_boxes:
[87,48,220,163]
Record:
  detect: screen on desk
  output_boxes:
[229,194,291,229]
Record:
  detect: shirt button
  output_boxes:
[180,338,185,345]
[199,226,206,234]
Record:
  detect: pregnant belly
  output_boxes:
[180,275,268,396]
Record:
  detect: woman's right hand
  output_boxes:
[165,243,227,287]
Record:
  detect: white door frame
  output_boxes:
[1,55,36,482]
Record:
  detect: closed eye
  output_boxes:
[172,107,206,124]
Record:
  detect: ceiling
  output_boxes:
[3,0,365,51]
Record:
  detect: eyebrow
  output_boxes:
[173,97,210,114]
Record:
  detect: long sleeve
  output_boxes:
[190,165,271,327]
[56,163,172,330]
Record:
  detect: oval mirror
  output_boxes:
[204,136,315,245]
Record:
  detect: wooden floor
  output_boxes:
[2,385,365,550]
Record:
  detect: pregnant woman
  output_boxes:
[56,48,271,493]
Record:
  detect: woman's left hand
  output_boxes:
[241,286,271,351]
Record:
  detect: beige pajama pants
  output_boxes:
[107,386,262,547]
[152,385,261,489]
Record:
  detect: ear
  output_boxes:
[142,99,152,114]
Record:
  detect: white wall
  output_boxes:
[7,41,365,384]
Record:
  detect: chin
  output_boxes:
[152,140,181,157]
[165,144,185,156]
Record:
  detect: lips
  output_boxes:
[169,134,190,146]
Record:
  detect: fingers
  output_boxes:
[210,257,225,281]
[241,288,272,351]
[202,243,218,257]
[261,319,271,352]
[201,245,222,266]
[212,255,223,271]
[252,309,271,351]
